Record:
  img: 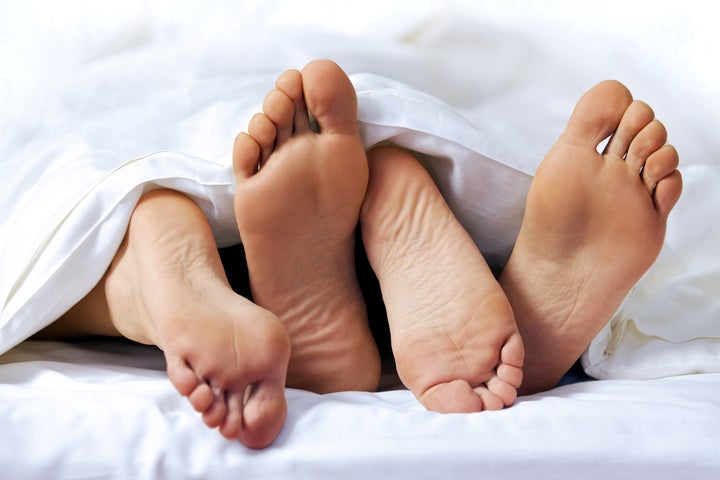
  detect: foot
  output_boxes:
[499,80,683,394]
[233,60,381,393]
[360,147,524,413]
[104,190,290,449]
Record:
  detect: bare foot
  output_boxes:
[499,80,683,394]
[360,147,524,412]
[233,60,381,393]
[51,190,291,449]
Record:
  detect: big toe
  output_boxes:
[420,380,485,413]
[300,59,358,135]
[236,381,288,449]
[562,80,634,147]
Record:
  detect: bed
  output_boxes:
[2,1,719,478]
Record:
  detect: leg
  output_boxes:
[360,147,524,412]
[41,189,290,449]
[233,60,381,393]
[499,80,682,394]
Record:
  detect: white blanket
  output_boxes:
[2,0,719,379]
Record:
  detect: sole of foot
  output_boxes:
[499,80,682,394]
[361,146,524,412]
[233,60,381,393]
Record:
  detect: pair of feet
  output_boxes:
[61,60,681,449]
[231,60,522,427]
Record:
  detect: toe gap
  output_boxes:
[596,134,611,154]
[308,112,319,133]
[243,384,254,406]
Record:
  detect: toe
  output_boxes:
[498,333,524,387]
[626,119,667,173]
[485,375,518,407]
[300,59,358,135]
[247,113,276,166]
[238,379,288,449]
[603,100,655,160]
[419,380,484,413]
[187,382,215,412]
[641,143,679,192]
[644,143,680,188]
[473,386,505,411]
[218,391,244,440]
[653,169,683,219]
[166,357,200,397]
[202,390,228,429]
[233,132,261,179]
[262,89,295,145]
[496,362,524,390]
[275,68,311,133]
[561,80,633,147]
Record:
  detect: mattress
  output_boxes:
[1,1,719,478]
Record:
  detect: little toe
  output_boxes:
[300,59,358,135]
[262,89,295,145]
[275,68,311,133]
[603,100,655,159]
[247,113,277,165]
[233,132,261,179]
[626,119,667,173]
[561,80,633,147]
[642,144,680,192]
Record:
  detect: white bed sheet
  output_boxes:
[0,342,720,479]
[1,0,719,478]
[2,340,720,480]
